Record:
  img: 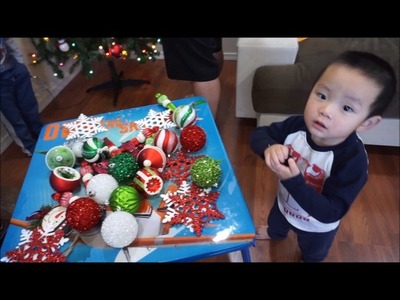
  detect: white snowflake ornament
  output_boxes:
[63,113,108,140]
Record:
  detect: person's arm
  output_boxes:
[282,146,368,223]
[249,116,303,159]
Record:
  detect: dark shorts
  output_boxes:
[162,38,222,82]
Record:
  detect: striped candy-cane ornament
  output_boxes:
[153,128,179,154]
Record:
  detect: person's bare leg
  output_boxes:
[193,78,221,118]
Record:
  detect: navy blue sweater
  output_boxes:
[249,116,368,231]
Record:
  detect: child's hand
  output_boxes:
[264,145,299,180]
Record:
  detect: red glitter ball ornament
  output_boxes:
[66,197,102,232]
[180,124,207,152]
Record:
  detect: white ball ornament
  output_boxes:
[101,211,139,248]
[71,139,84,158]
[58,39,70,52]
[86,174,119,205]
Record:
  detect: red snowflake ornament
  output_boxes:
[161,182,224,237]
[3,227,68,262]
[161,150,204,185]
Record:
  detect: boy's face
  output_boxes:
[304,63,382,146]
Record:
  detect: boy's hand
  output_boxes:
[264,145,300,180]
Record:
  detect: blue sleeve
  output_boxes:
[282,145,369,223]
[249,116,304,159]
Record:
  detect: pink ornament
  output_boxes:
[153,128,179,154]
[136,145,167,173]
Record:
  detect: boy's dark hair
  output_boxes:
[316,50,397,118]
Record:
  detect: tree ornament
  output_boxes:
[70,139,84,158]
[82,137,106,163]
[108,152,139,183]
[133,167,163,197]
[3,227,68,262]
[153,128,179,154]
[136,145,167,173]
[191,156,222,188]
[173,104,197,128]
[49,166,81,193]
[155,92,176,111]
[180,124,207,152]
[45,145,76,170]
[101,211,139,248]
[91,159,110,174]
[41,205,69,233]
[66,197,103,232]
[103,137,122,157]
[80,160,94,187]
[86,174,119,205]
[52,191,78,207]
[58,39,70,52]
[63,113,108,140]
[110,44,123,58]
[161,149,203,185]
[108,185,142,214]
[160,182,223,237]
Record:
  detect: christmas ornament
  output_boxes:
[101,211,139,248]
[153,128,179,154]
[45,145,76,170]
[156,92,177,111]
[70,139,84,158]
[86,174,119,205]
[161,150,203,185]
[41,205,69,233]
[110,44,123,58]
[156,93,197,128]
[135,109,175,130]
[109,185,142,214]
[58,39,70,52]
[2,227,68,262]
[103,137,122,157]
[63,113,108,140]
[161,182,224,237]
[50,166,81,193]
[136,145,167,173]
[92,159,110,174]
[173,104,197,128]
[81,137,106,163]
[80,161,94,187]
[133,167,163,197]
[191,156,222,188]
[180,124,207,152]
[66,197,102,232]
[52,191,79,207]
[119,127,158,157]
[108,152,139,183]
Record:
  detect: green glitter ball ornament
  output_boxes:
[109,185,142,214]
[108,152,139,183]
[191,156,222,188]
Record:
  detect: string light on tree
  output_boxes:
[30,37,161,79]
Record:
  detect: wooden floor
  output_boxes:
[1,59,399,262]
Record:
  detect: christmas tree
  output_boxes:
[30,37,160,79]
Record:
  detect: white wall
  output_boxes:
[0,38,238,154]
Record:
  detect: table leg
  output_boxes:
[241,247,251,262]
